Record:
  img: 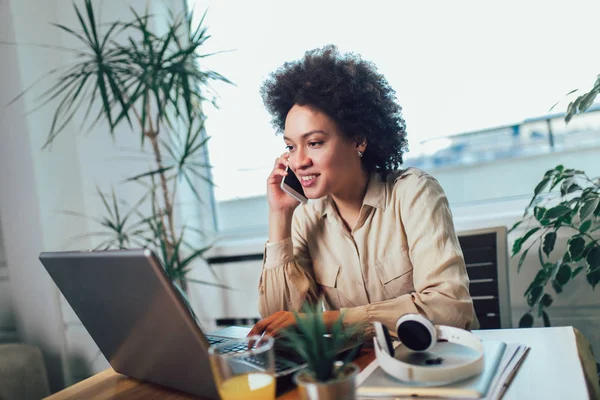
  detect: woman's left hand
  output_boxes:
[248,310,296,337]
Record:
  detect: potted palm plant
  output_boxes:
[280,304,365,400]
[17,0,232,291]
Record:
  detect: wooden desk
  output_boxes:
[45,348,375,400]
[45,327,598,400]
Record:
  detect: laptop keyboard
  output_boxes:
[205,335,303,374]
[206,336,228,345]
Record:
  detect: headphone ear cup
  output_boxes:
[374,322,395,357]
[381,324,395,357]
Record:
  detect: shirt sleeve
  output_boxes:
[341,172,476,334]
[257,209,319,318]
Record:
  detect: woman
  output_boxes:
[248,45,477,338]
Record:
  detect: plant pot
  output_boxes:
[294,362,360,400]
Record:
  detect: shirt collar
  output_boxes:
[321,171,387,218]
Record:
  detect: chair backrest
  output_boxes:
[457,226,511,329]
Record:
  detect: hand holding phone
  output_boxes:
[280,166,308,204]
[267,153,307,214]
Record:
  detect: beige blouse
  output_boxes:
[258,168,477,336]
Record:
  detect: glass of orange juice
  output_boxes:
[208,335,276,400]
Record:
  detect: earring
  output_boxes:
[357,150,363,158]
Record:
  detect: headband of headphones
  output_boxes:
[373,314,484,384]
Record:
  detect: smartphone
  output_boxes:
[280,166,308,203]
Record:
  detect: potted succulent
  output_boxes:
[280,304,365,400]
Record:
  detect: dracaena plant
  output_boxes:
[15,0,232,290]
[509,165,600,328]
[279,303,364,383]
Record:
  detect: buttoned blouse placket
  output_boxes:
[326,202,371,306]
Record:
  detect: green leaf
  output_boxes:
[560,178,581,196]
[512,227,540,256]
[537,245,545,267]
[537,301,545,318]
[567,183,581,194]
[508,220,522,234]
[555,264,571,286]
[568,236,586,261]
[124,166,175,182]
[543,232,557,256]
[525,268,548,297]
[544,205,572,220]
[551,279,563,294]
[542,311,551,327]
[586,246,600,271]
[527,286,543,307]
[534,206,547,221]
[580,197,600,221]
[179,245,212,269]
[580,220,592,234]
[541,293,553,307]
[534,178,550,197]
[572,266,585,278]
[518,313,534,328]
[586,269,600,289]
[517,248,529,273]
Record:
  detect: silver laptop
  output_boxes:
[39,249,307,399]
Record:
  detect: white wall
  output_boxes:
[0,0,209,391]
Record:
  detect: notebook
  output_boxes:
[356,340,507,399]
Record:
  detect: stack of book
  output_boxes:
[355,340,529,399]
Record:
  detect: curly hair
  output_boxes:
[260,45,408,176]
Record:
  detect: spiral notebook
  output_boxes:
[356,340,522,399]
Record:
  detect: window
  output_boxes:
[188,0,600,228]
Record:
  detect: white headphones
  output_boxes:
[373,314,484,384]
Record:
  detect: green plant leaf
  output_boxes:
[555,264,571,286]
[544,205,572,220]
[580,197,600,222]
[541,293,553,307]
[560,178,581,196]
[527,286,543,307]
[568,236,586,261]
[586,269,600,289]
[534,177,550,197]
[551,279,563,294]
[543,232,557,256]
[124,166,175,182]
[534,206,547,221]
[525,268,547,296]
[580,220,592,234]
[542,311,551,327]
[586,246,600,271]
[537,301,544,318]
[508,220,522,234]
[517,248,529,273]
[518,313,534,328]
[512,227,540,256]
